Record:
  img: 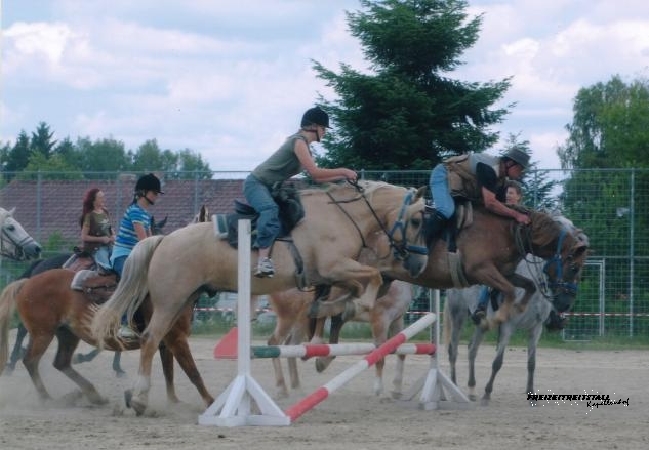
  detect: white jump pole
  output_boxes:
[198,219,290,426]
[402,289,471,409]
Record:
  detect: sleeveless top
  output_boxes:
[111,203,151,262]
[251,133,310,187]
[82,210,112,252]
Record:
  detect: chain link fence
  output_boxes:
[1,168,648,341]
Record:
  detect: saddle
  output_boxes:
[71,270,118,303]
[214,183,305,249]
[62,247,95,272]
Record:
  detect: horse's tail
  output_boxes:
[91,235,165,346]
[0,279,28,372]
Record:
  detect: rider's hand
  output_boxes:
[344,169,358,182]
[517,213,531,225]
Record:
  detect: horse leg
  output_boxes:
[162,331,214,408]
[72,347,100,364]
[268,324,291,398]
[53,327,108,405]
[388,316,406,399]
[526,324,543,406]
[6,322,29,374]
[127,329,161,415]
[482,325,513,406]
[315,314,343,373]
[112,351,126,378]
[22,331,56,402]
[158,342,179,404]
[467,327,485,402]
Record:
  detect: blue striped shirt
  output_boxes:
[110,203,151,263]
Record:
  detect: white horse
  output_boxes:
[444,257,556,406]
[0,207,41,261]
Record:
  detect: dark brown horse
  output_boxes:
[313,207,589,331]
[0,268,213,407]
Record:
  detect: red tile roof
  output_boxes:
[1,177,247,246]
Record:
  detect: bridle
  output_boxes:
[0,216,39,260]
[514,221,580,299]
[328,181,429,261]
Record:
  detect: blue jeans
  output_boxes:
[477,286,490,309]
[112,255,127,278]
[94,245,112,272]
[429,164,455,219]
[243,175,280,249]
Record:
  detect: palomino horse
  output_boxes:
[4,215,169,376]
[92,180,429,415]
[315,206,589,332]
[0,268,210,406]
[267,280,414,399]
[445,257,556,406]
[0,207,41,260]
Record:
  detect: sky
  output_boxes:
[1,0,649,172]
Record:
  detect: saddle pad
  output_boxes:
[213,214,229,239]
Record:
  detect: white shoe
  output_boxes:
[254,257,274,278]
[118,325,137,339]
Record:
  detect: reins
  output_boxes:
[327,180,428,261]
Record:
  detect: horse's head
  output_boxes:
[526,211,589,313]
[380,184,429,278]
[0,207,42,260]
[151,215,168,236]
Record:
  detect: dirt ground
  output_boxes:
[1,331,647,450]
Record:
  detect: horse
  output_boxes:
[0,268,209,406]
[444,257,556,406]
[313,206,589,334]
[4,215,169,376]
[267,280,414,399]
[91,180,430,415]
[0,207,41,261]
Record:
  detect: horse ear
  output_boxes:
[414,186,428,201]
[8,207,15,215]
[159,216,168,228]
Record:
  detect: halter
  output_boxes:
[1,217,39,260]
[342,181,428,260]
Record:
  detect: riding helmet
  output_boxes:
[135,173,164,194]
[502,148,530,169]
[300,106,330,128]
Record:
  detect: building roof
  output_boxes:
[0,177,246,246]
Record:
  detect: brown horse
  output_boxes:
[266,280,414,399]
[0,268,213,407]
[315,207,589,331]
[91,180,429,415]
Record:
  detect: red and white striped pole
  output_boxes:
[284,312,436,422]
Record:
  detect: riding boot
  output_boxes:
[426,210,448,248]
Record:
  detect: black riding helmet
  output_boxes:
[135,173,164,194]
[300,106,330,128]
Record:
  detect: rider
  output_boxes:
[244,106,357,278]
[80,188,115,275]
[111,173,163,338]
[427,147,531,247]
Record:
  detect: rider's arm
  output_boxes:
[132,221,149,241]
[81,214,110,244]
[482,188,530,224]
[293,138,357,183]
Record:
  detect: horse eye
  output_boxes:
[7,225,15,232]
[410,217,421,228]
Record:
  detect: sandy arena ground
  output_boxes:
[1,331,647,450]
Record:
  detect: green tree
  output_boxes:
[19,152,83,179]
[170,149,212,179]
[3,130,31,177]
[131,139,176,172]
[314,0,512,176]
[76,136,130,176]
[30,122,57,159]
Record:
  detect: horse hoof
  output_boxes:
[315,359,326,373]
[115,370,127,378]
[391,391,403,400]
[124,390,132,408]
[72,354,85,364]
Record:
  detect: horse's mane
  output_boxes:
[300,180,394,198]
